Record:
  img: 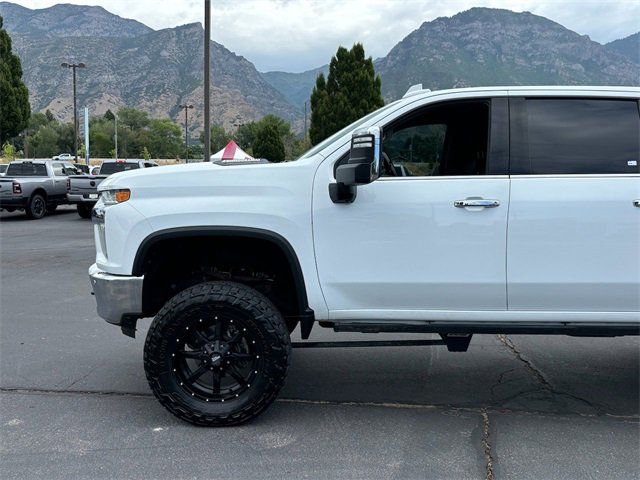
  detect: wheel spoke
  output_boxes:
[214,318,224,340]
[212,370,221,394]
[226,365,247,386]
[227,331,242,346]
[194,329,210,345]
[228,352,252,361]
[185,364,208,383]
[177,350,204,360]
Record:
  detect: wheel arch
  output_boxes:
[132,226,315,338]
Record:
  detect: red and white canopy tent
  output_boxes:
[210,141,256,164]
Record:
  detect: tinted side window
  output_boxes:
[381,100,490,177]
[523,99,640,174]
[52,163,64,176]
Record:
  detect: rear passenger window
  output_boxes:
[521,99,640,174]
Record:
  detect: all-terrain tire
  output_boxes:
[144,281,291,426]
[25,194,46,219]
[77,204,92,219]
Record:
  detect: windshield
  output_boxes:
[298,100,402,160]
[100,162,140,175]
[6,163,47,176]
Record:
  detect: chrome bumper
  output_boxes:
[89,263,144,325]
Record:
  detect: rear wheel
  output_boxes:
[77,203,92,219]
[144,281,291,426]
[25,194,46,219]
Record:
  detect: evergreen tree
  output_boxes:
[309,43,383,145]
[0,16,30,144]
[252,123,285,162]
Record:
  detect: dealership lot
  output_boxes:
[1,207,638,479]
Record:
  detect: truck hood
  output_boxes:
[98,157,321,193]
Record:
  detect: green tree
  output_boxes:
[252,123,285,162]
[117,107,150,130]
[103,109,115,121]
[2,141,15,160]
[0,15,30,144]
[29,125,59,158]
[141,146,151,160]
[148,119,182,158]
[199,124,231,153]
[309,43,383,145]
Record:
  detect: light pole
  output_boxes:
[61,62,86,161]
[178,104,194,162]
[204,0,211,162]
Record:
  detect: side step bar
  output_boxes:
[292,334,472,352]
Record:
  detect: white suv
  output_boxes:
[89,86,640,426]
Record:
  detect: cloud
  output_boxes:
[17,0,640,72]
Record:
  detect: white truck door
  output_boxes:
[313,97,510,317]
[507,97,640,312]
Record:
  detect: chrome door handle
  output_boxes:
[454,199,500,208]
[634,200,640,207]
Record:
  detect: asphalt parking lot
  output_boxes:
[0,206,638,480]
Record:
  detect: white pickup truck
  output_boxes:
[89,86,640,426]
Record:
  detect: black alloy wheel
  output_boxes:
[26,194,46,219]
[144,281,291,426]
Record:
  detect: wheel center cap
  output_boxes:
[210,354,222,366]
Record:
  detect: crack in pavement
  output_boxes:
[496,334,607,415]
[1,387,637,421]
[481,410,494,480]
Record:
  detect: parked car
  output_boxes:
[53,153,74,161]
[89,86,640,426]
[90,165,101,175]
[73,163,91,174]
[0,160,76,218]
[0,164,7,176]
[68,159,158,218]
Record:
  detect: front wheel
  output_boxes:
[77,203,93,219]
[144,281,291,426]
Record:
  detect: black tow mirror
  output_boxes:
[330,126,381,203]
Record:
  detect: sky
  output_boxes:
[15,0,640,72]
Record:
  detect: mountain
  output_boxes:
[0,3,300,132]
[606,33,640,64]
[0,2,151,38]
[375,8,639,100]
[263,8,640,105]
[261,65,328,110]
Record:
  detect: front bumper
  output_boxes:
[68,193,99,204]
[88,263,144,325]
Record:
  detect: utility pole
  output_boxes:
[178,104,194,162]
[114,114,118,159]
[61,62,86,161]
[204,0,211,162]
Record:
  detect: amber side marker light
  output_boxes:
[115,190,131,203]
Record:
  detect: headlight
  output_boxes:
[100,189,131,206]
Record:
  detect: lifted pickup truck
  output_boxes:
[89,86,640,426]
[0,160,77,219]
[68,159,158,218]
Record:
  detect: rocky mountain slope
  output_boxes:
[1,3,300,131]
[606,33,639,64]
[261,66,328,110]
[0,1,151,38]
[263,8,639,104]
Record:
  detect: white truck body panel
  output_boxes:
[93,86,640,327]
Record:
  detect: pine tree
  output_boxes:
[252,123,285,162]
[309,43,384,145]
[0,16,30,144]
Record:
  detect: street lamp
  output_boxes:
[61,62,86,162]
[178,104,194,162]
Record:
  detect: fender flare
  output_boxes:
[132,226,315,338]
